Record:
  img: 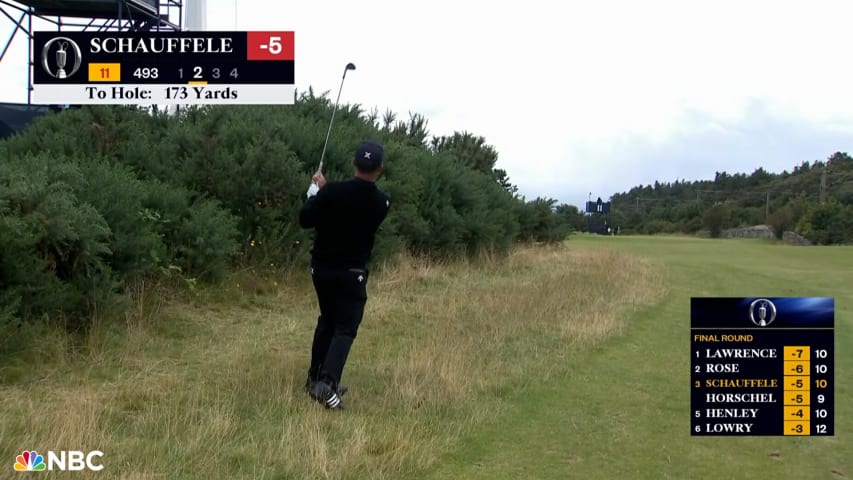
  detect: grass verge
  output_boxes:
[0,243,663,479]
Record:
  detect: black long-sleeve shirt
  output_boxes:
[299,177,390,269]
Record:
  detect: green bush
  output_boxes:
[643,220,676,234]
[138,179,241,280]
[703,205,726,238]
[679,216,703,233]
[0,296,20,352]
[516,197,570,243]
[796,200,853,245]
[767,205,795,239]
[1,101,572,333]
[171,196,241,280]
[0,155,114,325]
[73,159,168,277]
[8,103,566,267]
[0,149,242,333]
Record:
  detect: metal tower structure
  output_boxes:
[0,0,185,104]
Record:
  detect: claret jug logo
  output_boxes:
[14,451,46,471]
[40,36,83,79]
[13,450,103,472]
[749,298,777,327]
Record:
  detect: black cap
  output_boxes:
[354,140,384,172]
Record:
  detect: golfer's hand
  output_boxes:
[306,182,319,198]
[312,172,327,188]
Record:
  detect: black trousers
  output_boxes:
[308,265,368,389]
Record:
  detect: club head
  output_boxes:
[346,63,356,71]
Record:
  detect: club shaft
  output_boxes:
[317,70,349,174]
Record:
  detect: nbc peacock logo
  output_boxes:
[14,450,46,471]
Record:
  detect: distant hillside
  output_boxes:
[601,152,853,244]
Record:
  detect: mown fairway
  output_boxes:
[422,235,852,480]
[1,236,849,479]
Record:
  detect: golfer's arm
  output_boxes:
[299,197,320,228]
[300,186,333,228]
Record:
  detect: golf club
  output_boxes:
[316,62,356,176]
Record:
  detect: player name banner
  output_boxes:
[691,297,834,436]
[31,31,295,105]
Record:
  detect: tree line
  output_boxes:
[601,152,853,243]
[0,93,574,343]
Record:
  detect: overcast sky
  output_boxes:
[2,0,852,206]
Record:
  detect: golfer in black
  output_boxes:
[299,140,390,410]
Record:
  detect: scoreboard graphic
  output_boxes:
[691,297,834,436]
[32,31,295,105]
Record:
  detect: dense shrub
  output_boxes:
[1,100,572,338]
[0,155,114,325]
[0,152,240,330]
[767,205,795,239]
[703,205,726,238]
[73,158,168,277]
[796,200,853,245]
[642,220,676,235]
[516,197,571,243]
[678,216,703,233]
[139,180,240,280]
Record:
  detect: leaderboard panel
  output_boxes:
[32,31,295,104]
[691,297,834,436]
